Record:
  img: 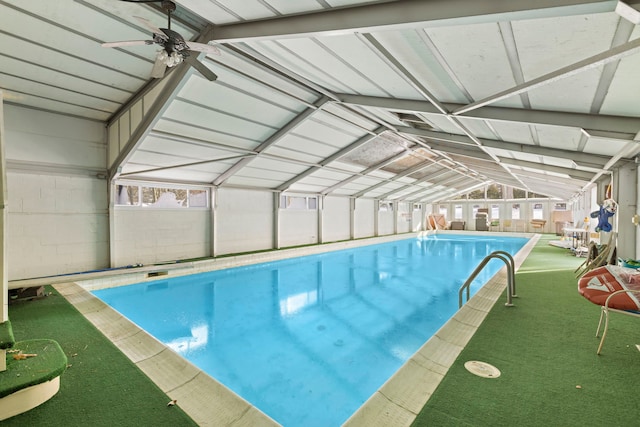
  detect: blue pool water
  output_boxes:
[93,234,527,426]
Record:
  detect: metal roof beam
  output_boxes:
[339,94,640,136]
[377,170,461,200]
[213,96,328,186]
[276,127,385,192]
[353,169,451,198]
[498,158,595,181]
[397,126,611,167]
[211,0,616,42]
[454,37,640,115]
[320,150,412,195]
[510,168,589,187]
[108,64,194,182]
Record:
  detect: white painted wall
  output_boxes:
[113,208,210,266]
[5,105,108,280]
[637,167,640,260]
[6,106,105,171]
[397,202,412,233]
[280,208,318,247]
[322,196,350,243]
[354,198,375,238]
[216,187,273,255]
[412,205,424,231]
[615,163,636,259]
[377,211,394,235]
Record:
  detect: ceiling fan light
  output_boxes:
[170,51,183,66]
[157,49,168,63]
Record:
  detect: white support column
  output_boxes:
[108,181,116,267]
[210,187,217,258]
[393,201,399,235]
[615,165,637,259]
[274,193,281,249]
[0,91,7,323]
[374,199,380,236]
[636,166,640,260]
[349,197,356,240]
[318,195,324,244]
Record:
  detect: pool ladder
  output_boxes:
[458,251,517,308]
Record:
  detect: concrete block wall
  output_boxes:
[5,105,109,281]
[378,210,395,235]
[7,173,108,280]
[354,198,375,238]
[322,196,350,243]
[113,208,210,267]
[412,205,424,232]
[215,188,274,255]
[397,202,412,234]
[280,209,318,247]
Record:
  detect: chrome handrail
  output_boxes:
[458,250,516,308]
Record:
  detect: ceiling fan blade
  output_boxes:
[134,15,163,35]
[102,40,152,48]
[184,55,218,81]
[150,55,167,79]
[186,41,221,56]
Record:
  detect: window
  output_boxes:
[532,203,544,220]
[512,203,521,219]
[469,188,485,199]
[189,190,208,208]
[377,201,393,212]
[529,192,547,198]
[450,185,555,202]
[115,183,209,208]
[491,204,499,219]
[454,204,463,220]
[486,184,503,199]
[413,203,422,211]
[513,188,527,199]
[554,202,567,210]
[280,195,318,210]
[116,185,139,205]
[472,204,480,218]
[438,205,447,218]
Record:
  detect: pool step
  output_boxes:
[0,320,16,372]
[1,339,68,421]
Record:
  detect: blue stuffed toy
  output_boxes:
[590,199,616,232]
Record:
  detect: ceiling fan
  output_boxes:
[102,0,219,81]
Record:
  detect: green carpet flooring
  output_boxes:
[4,287,197,426]
[412,235,640,427]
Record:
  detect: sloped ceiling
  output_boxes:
[2,0,640,202]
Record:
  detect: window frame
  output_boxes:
[280,194,319,210]
[114,181,211,209]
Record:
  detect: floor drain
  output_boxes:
[464,361,501,378]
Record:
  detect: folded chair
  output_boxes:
[578,264,640,354]
[575,232,616,278]
[427,214,449,230]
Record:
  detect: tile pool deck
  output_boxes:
[52,231,538,426]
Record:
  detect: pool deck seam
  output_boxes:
[54,231,538,427]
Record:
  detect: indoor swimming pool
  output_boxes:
[93,234,528,426]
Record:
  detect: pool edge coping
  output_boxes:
[342,232,539,426]
[54,231,538,427]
